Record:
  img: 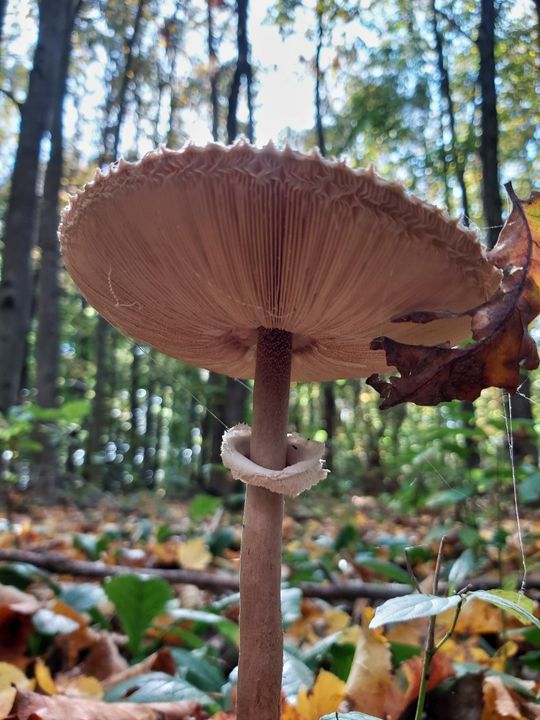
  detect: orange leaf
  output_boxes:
[295,670,345,720]
[399,653,454,710]
[481,676,525,720]
[367,188,540,408]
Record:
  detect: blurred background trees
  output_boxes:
[0,0,538,514]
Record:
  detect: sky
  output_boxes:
[0,0,535,173]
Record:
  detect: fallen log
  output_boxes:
[0,548,536,601]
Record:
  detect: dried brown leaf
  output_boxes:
[367,187,540,408]
[12,688,205,720]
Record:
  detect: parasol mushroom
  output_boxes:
[59,141,500,720]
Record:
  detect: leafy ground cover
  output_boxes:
[1,491,540,719]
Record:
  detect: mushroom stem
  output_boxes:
[237,327,292,720]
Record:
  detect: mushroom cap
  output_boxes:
[59,142,500,382]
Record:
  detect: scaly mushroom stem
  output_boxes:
[237,327,292,720]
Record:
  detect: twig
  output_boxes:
[0,88,22,113]
[0,548,536,600]
[405,546,423,594]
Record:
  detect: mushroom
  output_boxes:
[59,141,500,720]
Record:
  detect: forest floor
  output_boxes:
[1,489,540,719]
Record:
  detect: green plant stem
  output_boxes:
[414,536,446,720]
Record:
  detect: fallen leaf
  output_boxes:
[177,538,212,571]
[0,686,16,720]
[367,188,540,408]
[12,688,205,720]
[34,659,57,695]
[399,653,454,710]
[79,633,128,680]
[345,614,398,718]
[481,676,524,720]
[295,670,345,720]
[56,674,104,699]
[102,648,175,691]
[0,662,33,691]
[280,701,303,720]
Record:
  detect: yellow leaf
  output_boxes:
[177,538,212,570]
[490,641,519,673]
[0,661,33,691]
[35,659,57,695]
[60,675,104,699]
[281,701,303,720]
[345,612,399,718]
[295,670,345,720]
[0,687,16,720]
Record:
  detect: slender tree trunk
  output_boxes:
[477,0,537,464]
[313,6,336,469]
[534,0,540,55]
[314,6,325,156]
[431,0,470,223]
[227,0,254,143]
[0,0,71,414]
[207,0,219,143]
[209,0,252,481]
[431,0,480,466]
[477,0,502,250]
[0,0,8,48]
[34,1,80,496]
[87,0,147,483]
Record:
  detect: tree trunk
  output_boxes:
[226,0,254,144]
[431,0,470,223]
[0,0,71,414]
[314,6,325,156]
[313,6,336,469]
[34,1,80,496]
[477,0,503,250]
[431,0,479,466]
[207,0,220,143]
[477,0,537,464]
[0,0,8,48]
[534,0,540,55]
[87,0,147,483]
[206,0,252,494]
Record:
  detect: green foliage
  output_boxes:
[104,574,173,657]
[104,671,215,708]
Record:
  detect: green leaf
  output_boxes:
[59,583,106,612]
[390,642,422,667]
[370,593,461,629]
[73,533,99,561]
[156,524,173,544]
[355,553,411,584]
[104,575,172,656]
[0,562,54,591]
[189,494,221,522]
[302,631,344,667]
[170,648,225,691]
[448,549,476,594]
[168,608,238,645]
[519,473,540,503]
[282,646,314,703]
[425,487,474,508]
[281,587,302,628]
[469,590,540,628]
[32,608,79,635]
[104,671,214,706]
